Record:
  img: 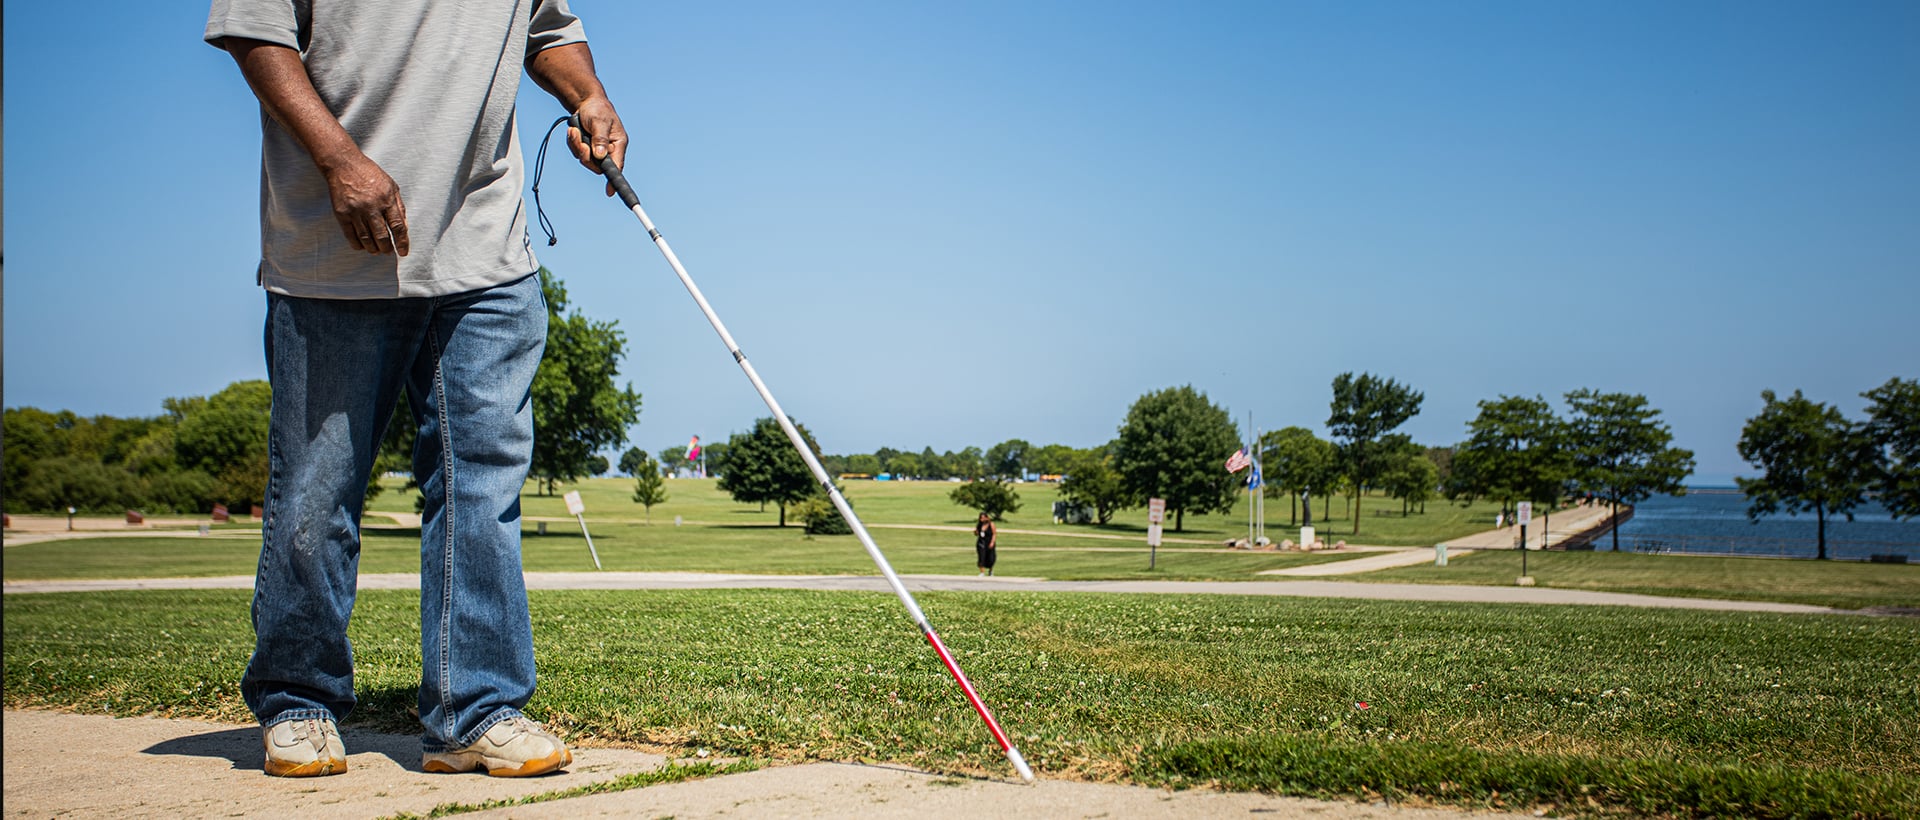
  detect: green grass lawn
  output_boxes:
[1361,548,1920,611]
[373,476,1508,547]
[0,526,1354,582]
[9,477,1453,582]
[12,476,1920,609]
[6,588,1916,818]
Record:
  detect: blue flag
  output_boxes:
[1248,462,1263,489]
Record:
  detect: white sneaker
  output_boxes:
[422,716,572,777]
[263,718,347,777]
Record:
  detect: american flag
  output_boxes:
[1225,448,1251,473]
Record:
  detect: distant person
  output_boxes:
[206,0,628,779]
[975,513,998,576]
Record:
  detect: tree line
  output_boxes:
[666,374,1914,554]
[1736,380,1918,559]
[3,269,641,515]
[12,294,1910,557]
[635,439,1071,485]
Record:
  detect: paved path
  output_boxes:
[1438,502,1617,550]
[2,709,1516,820]
[3,570,1835,614]
[1,514,254,547]
[1260,548,1468,576]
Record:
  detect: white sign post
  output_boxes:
[1515,501,1533,585]
[564,490,602,570]
[1147,498,1165,570]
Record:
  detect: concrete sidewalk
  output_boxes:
[2,571,1836,614]
[1260,548,1471,576]
[1438,503,1618,551]
[3,709,1516,819]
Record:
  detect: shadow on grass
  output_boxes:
[524,531,623,542]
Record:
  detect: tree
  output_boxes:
[1454,395,1572,519]
[1862,378,1920,520]
[618,446,650,477]
[1443,440,1483,505]
[588,455,611,476]
[1405,456,1441,514]
[717,416,822,526]
[949,478,1022,521]
[1057,446,1128,524]
[5,391,292,515]
[174,379,274,509]
[630,453,669,522]
[530,268,643,495]
[1112,385,1241,531]
[3,407,71,492]
[1259,427,1337,526]
[11,456,141,513]
[659,445,689,472]
[1424,446,1455,492]
[846,453,883,476]
[985,438,1032,480]
[1736,389,1876,560]
[702,440,732,479]
[1564,389,1696,550]
[1029,443,1077,478]
[1378,444,1440,516]
[1326,372,1424,534]
[884,452,921,478]
[950,446,987,480]
[918,447,948,479]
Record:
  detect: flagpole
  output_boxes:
[1254,426,1264,545]
[1255,427,1263,545]
[1247,413,1255,548]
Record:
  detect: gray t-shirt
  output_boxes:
[206,0,586,299]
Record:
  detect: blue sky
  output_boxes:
[5,1,1916,485]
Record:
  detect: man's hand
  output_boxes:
[567,97,628,197]
[325,155,410,256]
[528,42,627,198]
[225,37,409,256]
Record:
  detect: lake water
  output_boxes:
[1605,489,1920,561]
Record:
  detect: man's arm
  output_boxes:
[224,37,409,256]
[526,42,628,195]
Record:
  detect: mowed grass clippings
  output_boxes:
[381,758,762,819]
[7,589,1917,817]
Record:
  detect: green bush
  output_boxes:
[10,457,142,513]
[793,495,852,535]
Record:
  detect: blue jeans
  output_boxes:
[241,273,546,753]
